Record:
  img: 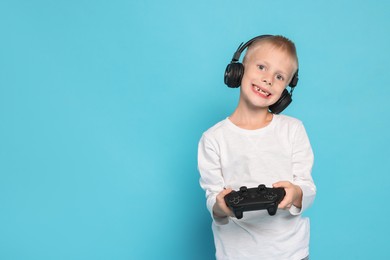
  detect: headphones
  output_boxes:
[224,35,299,114]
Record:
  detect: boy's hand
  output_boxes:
[213,188,234,218]
[273,181,303,209]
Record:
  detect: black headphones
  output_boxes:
[224,35,299,114]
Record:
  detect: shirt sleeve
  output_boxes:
[289,122,316,215]
[198,133,229,225]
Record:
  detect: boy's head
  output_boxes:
[234,35,299,113]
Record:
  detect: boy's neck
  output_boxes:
[229,107,274,130]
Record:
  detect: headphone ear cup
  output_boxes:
[289,72,299,88]
[224,63,244,88]
[269,89,292,114]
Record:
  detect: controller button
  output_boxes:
[265,193,277,200]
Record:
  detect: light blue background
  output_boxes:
[1,0,389,259]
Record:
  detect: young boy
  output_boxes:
[198,35,316,260]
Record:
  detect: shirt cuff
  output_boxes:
[289,205,302,215]
[213,215,230,225]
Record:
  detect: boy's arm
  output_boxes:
[213,188,234,218]
[198,134,231,224]
[288,122,316,215]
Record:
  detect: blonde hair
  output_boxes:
[243,35,298,69]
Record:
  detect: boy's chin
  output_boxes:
[246,102,272,111]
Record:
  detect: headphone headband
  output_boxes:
[231,35,273,62]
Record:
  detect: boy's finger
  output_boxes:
[273,181,289,188]
[223,188,233,194]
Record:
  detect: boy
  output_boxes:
[198,35,316,260]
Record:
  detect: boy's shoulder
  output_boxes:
[274,114,303,126]
[202,118,228,137]
[274,114,307,137]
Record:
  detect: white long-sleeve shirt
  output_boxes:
[198,114,316,260]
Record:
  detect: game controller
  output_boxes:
[224,184,286,219]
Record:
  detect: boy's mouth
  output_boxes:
[253,85,271,97]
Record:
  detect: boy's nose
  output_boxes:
[262,79,272,86]
[261,72,273,86]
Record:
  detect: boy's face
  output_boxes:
[240,42,297,110]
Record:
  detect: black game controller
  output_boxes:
[224,184,286,219]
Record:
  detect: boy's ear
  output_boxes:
[224,63,244,88]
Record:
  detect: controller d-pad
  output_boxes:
[229,196,244,205]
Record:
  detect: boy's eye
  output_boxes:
[276,74,285,81]
[258,65,265,70]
